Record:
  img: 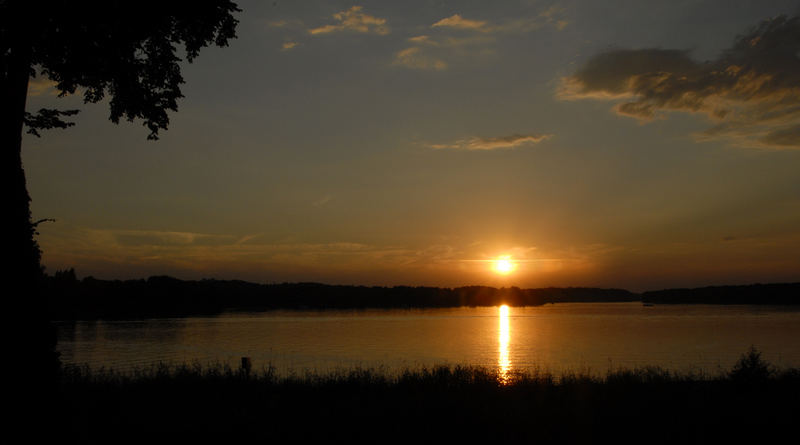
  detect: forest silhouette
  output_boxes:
[45,269,638,319]
[45,270,800,320]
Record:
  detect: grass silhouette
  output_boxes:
[53,348,799,443]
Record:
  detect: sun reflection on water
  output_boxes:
[499,304,511,383]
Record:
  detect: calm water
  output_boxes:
[56,303,800,376]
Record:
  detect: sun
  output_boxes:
[493,255,517,275]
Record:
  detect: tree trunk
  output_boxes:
[2,26,42,291]
[2,11,61,407]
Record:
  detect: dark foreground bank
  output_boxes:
[54,348,798,444]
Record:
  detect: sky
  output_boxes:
[23,0,800,291]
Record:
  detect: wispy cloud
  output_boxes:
[429,7,569,34]
[395,6,567,71]
[558,15,800,149]
[43,225,734,288]
[309,6,389,36]
[538,5,570,31]
[37,226,543,273]
[267,19,303,28]
[393,47,447,71]
[432,14,488,31]
[392,33,495,71]
[281,41,299,51]
[312,194,332,207]
[38,226,408,269]
[408,35,432,44]
[429,133,553,150]
[407,34,496,48]
[27,76,58,96]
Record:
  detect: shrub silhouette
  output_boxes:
[729,346,774,382]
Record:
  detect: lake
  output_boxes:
[55,302,800,377]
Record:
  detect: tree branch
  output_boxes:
[23,108,80,137]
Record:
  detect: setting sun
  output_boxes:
[493,256,517,275]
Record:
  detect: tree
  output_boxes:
[2,2,239,288]
[729,346,774,383]
[1,0,240,398]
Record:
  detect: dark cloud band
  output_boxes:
[560,15,800,149]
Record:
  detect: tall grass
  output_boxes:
[54,349,800,443]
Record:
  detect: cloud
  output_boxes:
[537,5,570,31]
[429,133,553,150]
[429,7,568,34]
[558,15,800,149]
[392,47,447,71]
[758,123,800,148]
[281,41,299,51]
[267,19,299,28]
[392,34,495,71]
[432,14,488,31]
[308,6,389,36]
[407,34,496,48]
[27,76,58,96]
[38,225,410,269]
[408,35,431,44]
[312,194,332,207]
[395,7,567,71]
[108,229,237,247]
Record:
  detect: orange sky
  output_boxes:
[25,1,800,291]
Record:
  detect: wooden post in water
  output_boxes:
[241,357,252,377]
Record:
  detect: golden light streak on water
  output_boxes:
[499,304,511,383]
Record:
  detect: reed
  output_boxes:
[52,348,799,443]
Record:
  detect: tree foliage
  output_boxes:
[730,346,774,382]
[23,108,79,136]
[4,0,240,139]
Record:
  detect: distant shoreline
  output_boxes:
[640,282,800,305]
[44,270,800,320]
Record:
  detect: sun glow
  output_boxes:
[493,255,517,275]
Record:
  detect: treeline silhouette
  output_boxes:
[642,282,800,305]
[45,270,800,319]
[45,269,637,320]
